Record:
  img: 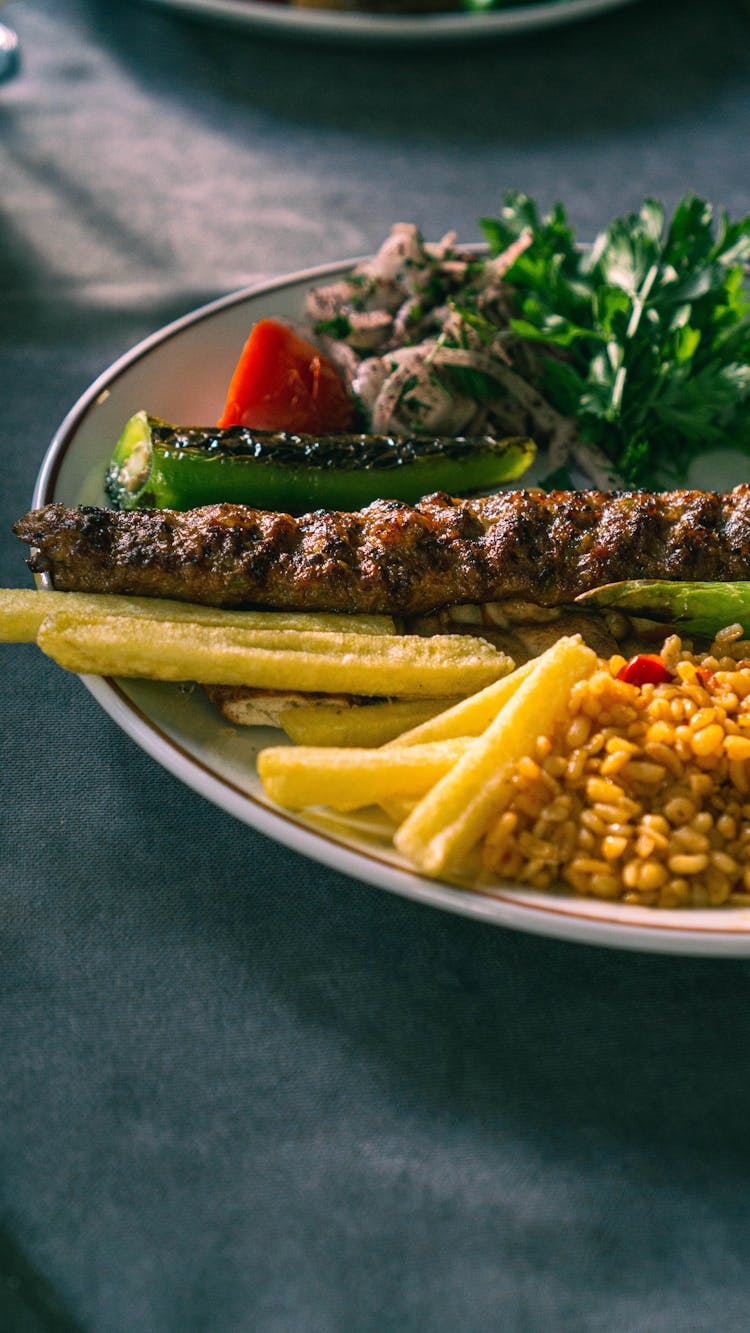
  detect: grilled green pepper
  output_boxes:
[577,580,750,638]
[104,411,536,513]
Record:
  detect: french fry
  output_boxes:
[279,697,455,748]
[394,637,597,876]
[257,739,471,812]
[36,612,512,697]
[0,588,395,641]
[0,589,71,642]
[384,659,536,748]
[379,797,418,825]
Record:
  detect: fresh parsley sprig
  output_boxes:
[481,192,750,486]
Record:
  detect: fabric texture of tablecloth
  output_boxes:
[3,2,750,1328]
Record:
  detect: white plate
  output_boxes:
[32,258,750,956]
[139,0,641,46]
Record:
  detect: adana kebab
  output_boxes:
[15,486,750,610]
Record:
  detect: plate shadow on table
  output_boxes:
[81,0,750,152]
[87,721,750,1204]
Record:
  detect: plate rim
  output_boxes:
[139,0,642,44]
[32,260,750,957]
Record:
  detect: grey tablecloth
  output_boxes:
[3,2,750,1329]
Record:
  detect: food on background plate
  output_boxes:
[289,0,457,12]
[265,0,559,12]
[104,411,535,512]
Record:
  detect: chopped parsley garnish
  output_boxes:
[315,315,352,340]
[482,192,750,487]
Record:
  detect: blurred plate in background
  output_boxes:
[139,0,642,46]
[0,21,19,81]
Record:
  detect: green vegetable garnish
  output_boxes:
[105,411,536,513]
[577,580,750,638]
[481,192,750,487]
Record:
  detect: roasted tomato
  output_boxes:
[217,318,355,434]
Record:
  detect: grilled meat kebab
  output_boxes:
[15,488,750,620]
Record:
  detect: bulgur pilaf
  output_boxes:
[483,628,750,908]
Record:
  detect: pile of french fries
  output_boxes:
[258,636,597,878]
[2,586,597,883]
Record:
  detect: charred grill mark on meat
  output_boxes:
[14,486,750,617]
